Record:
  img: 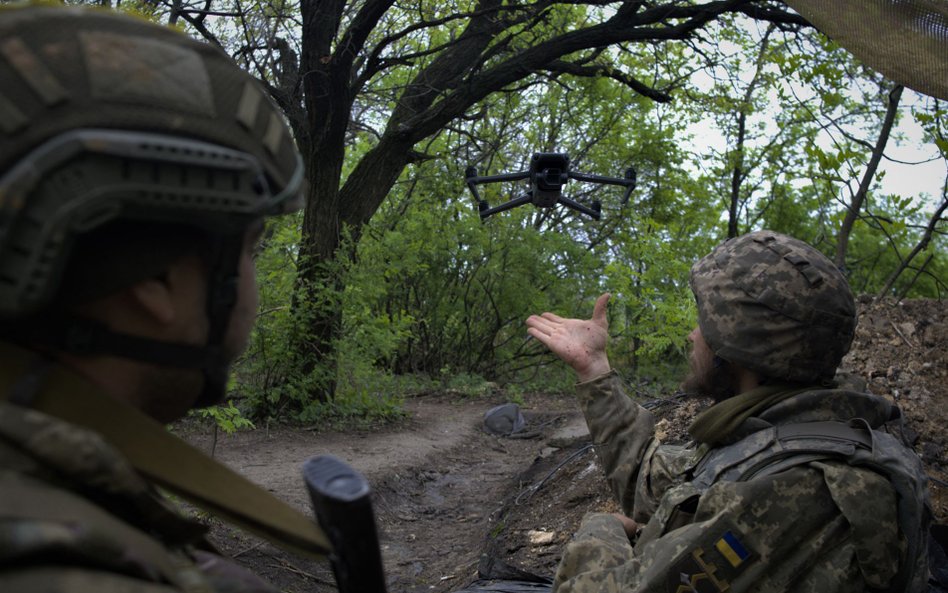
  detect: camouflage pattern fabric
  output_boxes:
[553,371,930,593]
[0,354,279,592]
[689,231,856,384]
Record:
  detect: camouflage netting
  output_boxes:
[786,0,948,100]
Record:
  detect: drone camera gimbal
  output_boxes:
[465,152,636,221]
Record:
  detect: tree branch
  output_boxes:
[545,59,672,102]
[335,0,396,71]
[736,2,810,28]
[175,3,224,48]
[878,193,947,297]
[836,84,903,268]
[404,0,772,139]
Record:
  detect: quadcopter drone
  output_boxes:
[464,152,636,221]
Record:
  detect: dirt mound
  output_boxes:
[843,297,948,520]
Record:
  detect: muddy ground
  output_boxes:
[179,297,947,592]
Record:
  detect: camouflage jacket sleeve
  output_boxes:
[577,371,695,521]
[553,461,903,593]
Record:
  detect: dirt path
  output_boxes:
[182,393,588,592]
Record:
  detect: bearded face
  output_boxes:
[680,327,739,402]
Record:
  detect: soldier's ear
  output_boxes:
[126,254,207,329]
[127,272,176,326]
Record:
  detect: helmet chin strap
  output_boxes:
[194,234,245,408]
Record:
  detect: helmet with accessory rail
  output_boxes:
[0,4,305,405]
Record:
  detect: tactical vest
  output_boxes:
[688,420,931,593]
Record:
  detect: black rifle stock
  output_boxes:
[302,455,388,593]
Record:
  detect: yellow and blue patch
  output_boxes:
[667,527,755,592]
[715,530,751,568]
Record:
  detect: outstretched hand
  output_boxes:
[525,293,611,383]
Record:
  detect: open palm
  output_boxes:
[525,293,611,382]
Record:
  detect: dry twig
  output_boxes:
[889,319,918,349]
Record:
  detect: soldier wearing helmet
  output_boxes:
[526,231,931,593]
[0,6,330,592]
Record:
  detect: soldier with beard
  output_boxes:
[525,230,931,593]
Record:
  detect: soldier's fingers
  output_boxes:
[526,316,555,335]
[526,327,553,347]
[592,293,610,326]
[525,314,546,327]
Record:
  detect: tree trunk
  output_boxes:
[728,111,747,239]
[293,184,344,401]
[726,26,772,238]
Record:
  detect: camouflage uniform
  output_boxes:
[553,372,930,593]
[0,342,280,592]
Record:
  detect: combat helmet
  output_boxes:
[0,5,304,404]
[689,231,856,384]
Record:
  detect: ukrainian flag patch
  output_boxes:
[715,530,750,568]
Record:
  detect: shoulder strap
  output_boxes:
[737,420,873,481]
[775,420,873,446]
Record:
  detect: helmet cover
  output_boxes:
[0,5,304,316]
[689,231,856,383]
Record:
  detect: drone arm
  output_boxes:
[465,167,532,216]
[557,195,601,221]
[569,168,637,205]
[465,177,484,204]
[479,192,533,220]
[468,170,531,184]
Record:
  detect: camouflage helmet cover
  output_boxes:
[0,5,304,316]
[689,231,856,384]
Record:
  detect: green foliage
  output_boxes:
[840,195,947,298]
[490,520,507,539]
[442,371,496,398]
[218,6,945,424]
[232,215,408,423]
[195,401,255,434]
